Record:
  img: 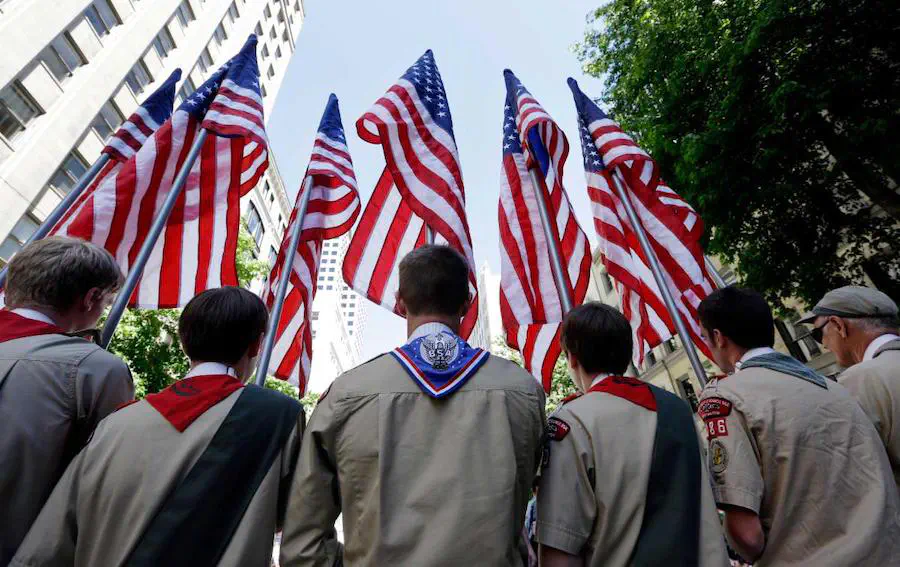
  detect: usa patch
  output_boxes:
[698,397,732,421]
[547,417,570,441]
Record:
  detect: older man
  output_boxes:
[0,237,133,564]
[799,285,900,487]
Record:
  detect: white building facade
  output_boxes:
[0,0,303,266]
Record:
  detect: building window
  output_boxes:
[261,44,270,59]
[175,1,195,28]
[268,246,277,266]
[213,23,227,46]
[246,202,264,248]
[39,33,85,84]
[678,377,700,413]
[0,82,42,141]
[645,350,657,368]
[90,99,124,141]
[600,271,613,294]
[311,311,318,320]
[176,77,196,104]
[269,26,276,40]
[267,65,275,79]
[153,27,176,59]
[48,152,89,195]
[0,213,40,264]
[294,0,301,11]
[227,1,239,22]
[197,47,213,73]
[264,4,271,19]
[327,276,334,281]
[124,60,152,95]
[85,0,120,37]
[260,84,267,98]
[255,22,263,36]
[275,46,282,59]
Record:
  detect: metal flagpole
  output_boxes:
[527,167,575,314]
[0,153,111,288]
[705,256,728,289]
[424,225,434,244]
[254,178,313,386]
[100,130,208,348]
[609,170,709,387]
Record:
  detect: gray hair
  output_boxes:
[6,236,124,311]
[854,315,900,334]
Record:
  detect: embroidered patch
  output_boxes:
[419,332,460,370]
[547,417,570,441]
[705,417,729,439]
[709,439,729,475]
[698,397,733,421]
[392,332,489,399]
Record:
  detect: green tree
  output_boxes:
[107,224,270,397]
[576,0,900,308]
[492,339,576,415]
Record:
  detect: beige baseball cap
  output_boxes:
[798,285,898,325]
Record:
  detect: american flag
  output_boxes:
[342,50,479,337]
[568,78,714,365]
[499,70,592,391]
[264,94,360,392]
[52,69,182,236]
[61,35,267,308]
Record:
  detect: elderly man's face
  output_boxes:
[813,315,853,367]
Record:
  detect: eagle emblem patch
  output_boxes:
[392,330,489,399]
[419,332,460,370]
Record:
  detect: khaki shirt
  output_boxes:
[699,365,900,565]
[839,339,900,490]
[536,389,728,567]
[280,353,546,567]
[10,387,304,567]
[0,333,133,565]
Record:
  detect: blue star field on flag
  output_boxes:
[400,49,455,140]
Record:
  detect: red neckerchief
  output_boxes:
[0,310,67,343]
[145,374,244,432]
[588,375,657,412]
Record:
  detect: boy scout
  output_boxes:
[280,245,546,566]
[799,285,900,488]
[11,287,304,567]
[0,237,133,565]
[536,303,729,567]
[698,286,900,565]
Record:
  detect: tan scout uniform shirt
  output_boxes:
[839,338,900,490]
[700,363,900,566]
[536,380,729,567]
[280,351,546,567]
[0,322,133,565]
[10,371,304,567]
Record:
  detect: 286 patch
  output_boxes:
[705,417,729,439]
[547,417,571,441]
[698,397,732,420]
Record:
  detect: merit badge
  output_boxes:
[419,332,460,370]
[709,439,729,475]
[547,417,570,441]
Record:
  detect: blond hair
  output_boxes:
[6,236,123,311]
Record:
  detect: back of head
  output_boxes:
[398,245,469,317]
[5,236,123,311]
[561,302,633,375]
[699,286,775,349]
[179,287,268,366]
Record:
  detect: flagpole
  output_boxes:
[609,170,708,387]
[424,225,434,245]
[254,177,313,386]
[705,256,728,289]
[100,130,208,348]
[527,166,575,314]
[0,153,111,288]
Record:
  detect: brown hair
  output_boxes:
[6,236,123,311]
[398,244,470,317]
[179,287,268,365]
[561,302,633,375]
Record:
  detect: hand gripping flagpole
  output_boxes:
[100,130,208,348]
[527,167,575,314]
[0,154,111,288]
[254,177,313,386]
[609,170,708,386]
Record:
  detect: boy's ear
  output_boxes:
[396,293,408,318]
[248,332,264,358]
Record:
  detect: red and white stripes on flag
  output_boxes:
[499,71,591,391]
[264,94,360,392]
[342,50,479,338]
[569,78,714,365]
[60,37,267,308]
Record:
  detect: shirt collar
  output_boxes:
[589,373,611,389]
[735,347,777,370]
[186,362,237,378]
[12,308,59,326]
[408,322,456,343]
[863,334,900,362]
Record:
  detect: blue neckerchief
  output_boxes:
[740,352,828,388]
[391,330,489,399]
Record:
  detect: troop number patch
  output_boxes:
[698,397,732,420]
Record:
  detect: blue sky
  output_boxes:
[266,0,606,358]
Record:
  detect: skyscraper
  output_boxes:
[0,0,304,267]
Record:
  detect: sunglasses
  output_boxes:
[809,322,829,344]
